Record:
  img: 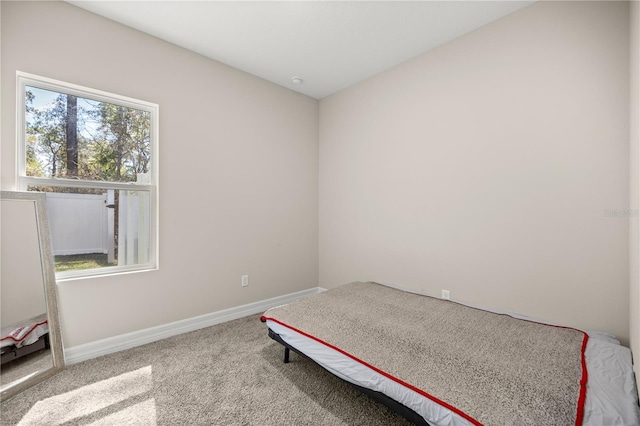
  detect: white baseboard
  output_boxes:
[64,287,325,365]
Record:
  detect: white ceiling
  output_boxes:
[69,1,534,99]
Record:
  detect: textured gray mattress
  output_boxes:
[263,282,590,426]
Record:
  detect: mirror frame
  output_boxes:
[1,190,64,401]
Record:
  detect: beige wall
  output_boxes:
[1,1,319,347]
[1,0,635,357]
[320,1,631,343]
[631,0,640,376]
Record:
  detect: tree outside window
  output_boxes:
[18,73,158,279]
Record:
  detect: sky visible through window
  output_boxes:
[25,86,151,183]
[28,86,100,143]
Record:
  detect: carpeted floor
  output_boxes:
[0,314,411,425]
[1,349,53,387]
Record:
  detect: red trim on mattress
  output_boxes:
[261,314,590,426]
[261,315,483,426]
[575,333,589,426]
[446,302,590,426]
[0,320,48,343]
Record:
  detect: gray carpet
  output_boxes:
[0,314,410,425]
[1,349,53,387]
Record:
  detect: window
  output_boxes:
[17,72,159,279]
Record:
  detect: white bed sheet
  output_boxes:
[0,313,48,350]
[265,318,640,426]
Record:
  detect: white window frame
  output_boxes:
[16,71,159,281]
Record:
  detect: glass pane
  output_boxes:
[28,187,151,273]
[25,86,151,183]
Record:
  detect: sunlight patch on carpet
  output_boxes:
[17,366,154,425]
[88,398,156,425]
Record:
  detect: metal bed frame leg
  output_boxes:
[267,327,430,425]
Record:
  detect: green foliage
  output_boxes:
[25,135,44,177]
[54,253,111,272]
[25,88,151,183]
[26,93,67,177]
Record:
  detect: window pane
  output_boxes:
[28,186,152,272]
[25,86,151,183]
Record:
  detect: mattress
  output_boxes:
[0,313,49,351]
[262,283,640,426]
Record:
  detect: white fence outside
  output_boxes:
[46,191,149,265]
[46,192,109,256]
[119,191,150,266]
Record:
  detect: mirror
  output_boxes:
[0,190,64,401]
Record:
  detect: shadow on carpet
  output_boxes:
[1,314,411,425]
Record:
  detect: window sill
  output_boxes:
[56,263,158,283]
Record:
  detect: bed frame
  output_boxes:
[0,334,49,366]
[268,327,429,425]
[262,282,640,426]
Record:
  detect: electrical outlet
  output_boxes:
[241,275,249,287]
[441,289,451,300]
